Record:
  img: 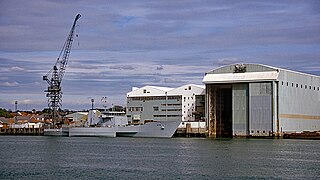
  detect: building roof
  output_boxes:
[168,84,205,95]
[203,71,279,84]
[203,63,319,84]
[206,63,279,74]
[146,86,175,92]
[127,84,205,97]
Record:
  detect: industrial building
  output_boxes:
[65,112,87,127]
[126,84,206,132]
[203,63,320,138]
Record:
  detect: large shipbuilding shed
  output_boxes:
[202,63,320,138]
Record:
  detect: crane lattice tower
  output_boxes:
[43,14,81,124]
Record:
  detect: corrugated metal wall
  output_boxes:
[278,70,320,132]
[232,84,249,136]
[249,82,273,136]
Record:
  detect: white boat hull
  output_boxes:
[116,120,181,138]
[44,116,180,138]
[68,127,116,137]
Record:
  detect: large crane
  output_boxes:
[43,14,81,124]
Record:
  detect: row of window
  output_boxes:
[154,106,182,111]
[184,103,194,108]
[129,96,165,101]
[128,107,143,112]
[161,103,181,106]
[129,107,182,112]
[128,96,181,101]
[281,81,320,91]
[168,96,182,100]
[183,96,194,101]
[161,109,182,112]
[129,104,195,112]
[153,115,182,118]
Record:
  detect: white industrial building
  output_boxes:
[203,63,320,138]
[126,84,205,129]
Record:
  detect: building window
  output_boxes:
[296,84,298,88]
[143,89,147,93]
[281,81,284,85]
[168,96,181,100]
[153,115,166,118]
[305,85,307,89]
[166,109,182,111]
[309,86,311,89]
[301,85,303,88]
[153,106,159,111]
[292,83,294,87]
[128,107,143,111]
[188,86,191,90]
[287,82,289,86]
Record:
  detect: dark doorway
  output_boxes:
[215,86,233,138]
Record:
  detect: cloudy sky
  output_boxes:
[0,0,319,111]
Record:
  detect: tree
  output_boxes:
[0,108,13,118]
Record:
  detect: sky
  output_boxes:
[0,0,319,111]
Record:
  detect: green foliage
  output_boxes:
[42,108,52,114]
[0,108,13,118]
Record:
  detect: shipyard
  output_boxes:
[1,63,319,139]
[0,12,320,139]
[1,1,320,180]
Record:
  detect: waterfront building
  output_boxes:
[126,84,205,128]
[65,112,88,127]
[203,63,320,138]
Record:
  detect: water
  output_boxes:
[0,136,319,179]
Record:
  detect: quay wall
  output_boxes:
[0,127,44,136]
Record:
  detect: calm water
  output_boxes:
[0,136,319,179]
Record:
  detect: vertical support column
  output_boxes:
[208,85,217,138]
